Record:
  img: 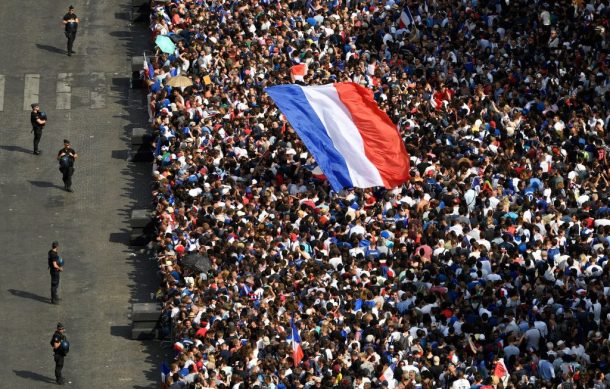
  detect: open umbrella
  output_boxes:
[155,35,176,54]
[167,75,193,88]
[168,34,185,44]
[181,253,211,273]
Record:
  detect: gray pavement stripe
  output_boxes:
[72,86,92,108]
[0,72,127,114]
[56,73,72,110]
[23,74,40,111]
[90,72,106,109]
[0,75,4,111]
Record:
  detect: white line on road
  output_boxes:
[0,75,4,112]
[56,73,72,110]
[90,72,106,109]
[23,74,40,111]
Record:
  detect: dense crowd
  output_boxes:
[144,0,610,388]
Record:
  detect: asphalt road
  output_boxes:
[0,1,162,388]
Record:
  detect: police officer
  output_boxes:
[50,322,68,385]
[30,103,47,155]
[48,241,63,304]
[57,140,78,192]
[62,5,79,56]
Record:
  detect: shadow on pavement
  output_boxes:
[28,180,65,190]
[111,149,130,160]
[133,384,158,389]
[109,231,130,243]
[0,145,33,154]
[107,3,165,386]
[110,324,132,339]
[13,370,56,384]
[88,3,161,385]
[109,30,132,38]
[35,44,65,55]
[7,289,49,304]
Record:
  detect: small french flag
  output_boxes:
[493,358,509,386]
[379,362,396,382]
[291,64,307,82]
[310,166,326,181]
[290,317,304,367]
[399,6,414,28]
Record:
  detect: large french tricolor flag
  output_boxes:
[265,83,410,192]
[290,318,304,367]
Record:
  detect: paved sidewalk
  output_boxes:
[0,1,161,387]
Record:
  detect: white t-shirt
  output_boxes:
[451,378,471,389]
[540,10,551,26]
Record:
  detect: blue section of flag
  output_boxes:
[160,361,171,381]
[290,317,302,344]
[405,7,414,24]
[265,85,353,191]
[147,57,155,80]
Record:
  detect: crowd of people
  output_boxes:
[144,0,610,388]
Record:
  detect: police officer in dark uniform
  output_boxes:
[48,241,63,304]
[57,140,78,192]
[50,322,68,385]
[30,103,47,155]
[62,5,79,56]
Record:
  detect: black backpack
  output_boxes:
[59,155,73,168]
[60,340,70,355]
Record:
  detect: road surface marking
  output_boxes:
[90,72,106,109]
[23,74,40,111]
[0,75,4,111]
[56,73,72,110]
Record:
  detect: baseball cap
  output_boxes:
[57,322,65,329]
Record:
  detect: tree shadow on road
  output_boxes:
[35,44,65,55]
[7,289,50,304]
[13,370,56,384]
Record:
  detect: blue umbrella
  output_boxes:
[155,35,176,54]
[306,17,317,26]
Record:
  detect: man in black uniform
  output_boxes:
[50,322,68,385]
[30,103,47,155]
[57,140,78,192]
[62,5,79,56]
[48,241,63,304]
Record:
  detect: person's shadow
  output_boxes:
[0,145,32,155]
[13,370,56,384]
[35,44,66,55]
[7,289,50,304]
[28,181,64,190]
